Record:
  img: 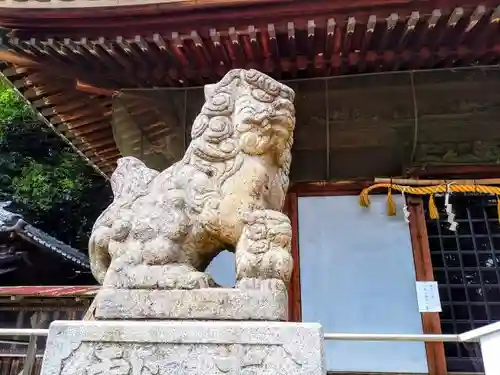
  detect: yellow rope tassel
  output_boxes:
[497,195,500,225]
[387,188,397,216]
[428,194,439,220]
[359,192,370,207]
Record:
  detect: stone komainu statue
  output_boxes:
[89,69,295,292]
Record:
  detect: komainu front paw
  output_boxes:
[235,208,293,285]
[175,271,217,289]
[155,264,217,289]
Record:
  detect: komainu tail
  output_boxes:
[88,157,159,283]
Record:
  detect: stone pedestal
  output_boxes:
[40,320,326,375]
[94,287,288,321]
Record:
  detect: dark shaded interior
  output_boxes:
[112,66,500,181]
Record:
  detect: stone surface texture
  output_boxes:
[88,69,296,317]
[95,287,287,320]
[40,321,326,375]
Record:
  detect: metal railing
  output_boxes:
[323,332,479,342]
[0,329,48,337]
[0,328,480,342]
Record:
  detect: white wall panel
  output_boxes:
[298,195,428,373]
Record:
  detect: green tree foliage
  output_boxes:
[0,78,112,251]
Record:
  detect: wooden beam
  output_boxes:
[290,181,372,196]
[407,164,500,179]
[0,51,38,66]
[0,0,287,14]
[375,177,500,185]
[0,0,420,33]
[75,80,117,97]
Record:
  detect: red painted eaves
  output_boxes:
[0,286,99,297]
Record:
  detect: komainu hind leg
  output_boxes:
[235,209,293,292]
[103,238,217,290]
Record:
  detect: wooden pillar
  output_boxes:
[408,197,447,375]
[20,312,48,375]
[284,192,302,322]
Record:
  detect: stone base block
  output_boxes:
[95,287,288,321]
[40,320,326,375]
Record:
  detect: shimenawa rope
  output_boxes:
[359,183,500,223]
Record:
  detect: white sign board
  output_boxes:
[415,281,442,313]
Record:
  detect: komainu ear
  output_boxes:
[204,84,215,100]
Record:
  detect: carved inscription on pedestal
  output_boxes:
[41,321,325,375]
[61,342,304,375]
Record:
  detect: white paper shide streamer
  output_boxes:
[445,183,458,232]
[401,188,410,223]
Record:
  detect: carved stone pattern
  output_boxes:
[41,321,325,375]
[88,69,296,301]
[60,342,303,375]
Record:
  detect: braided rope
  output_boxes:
[360,183,500,206]
[359,183,500,222]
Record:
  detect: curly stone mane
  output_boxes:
[182,69,295,192]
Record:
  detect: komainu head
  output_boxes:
[186,69,296,190]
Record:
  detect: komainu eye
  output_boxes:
[251,88,274,103]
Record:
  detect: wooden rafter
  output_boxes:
[1,3,500,175]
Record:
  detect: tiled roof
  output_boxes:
[0,201,90,269]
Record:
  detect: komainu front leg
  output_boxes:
[235,209,293,292]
